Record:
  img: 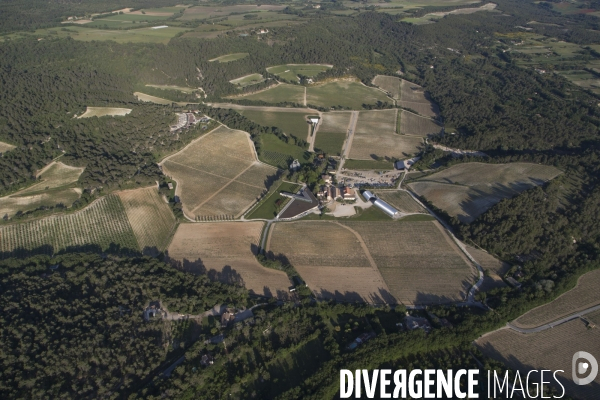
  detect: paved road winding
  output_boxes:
[507,304,600,334]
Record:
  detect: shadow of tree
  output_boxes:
[166,256,246,287]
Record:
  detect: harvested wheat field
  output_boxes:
[399,79,439,117]
[117,187,176,255]
[477,319,600,400]
[77,106,132,118]
[374,191,426,214]
[372,75,401,99]
[399,111,442,137]
[161,125,278,219]
[267,221,394,304]
[512,269,600,329]
[0,141,15,153]
[167,222,291,299]
[409,163,562,223]
[341,221,477,305]
[465,245,508,291]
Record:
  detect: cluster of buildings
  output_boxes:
[170,112,209,132]
[316,175,356,203]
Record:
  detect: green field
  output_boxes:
[18,26,188,44]
[209,53,249,63]
[239,110,310,139]
[230,73,265,88]
[314,131,346,156]
[267,64,332,81]
[231,83,305,104]
[246,181,301,219]
[306,81,390,109]
[258,133,309,169]
[343,159,395,170]
[145,84,198,94]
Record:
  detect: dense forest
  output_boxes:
[0,253,247,398]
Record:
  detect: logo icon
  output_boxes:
[572,351,598,385]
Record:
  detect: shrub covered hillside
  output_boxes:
[0,254,247,398]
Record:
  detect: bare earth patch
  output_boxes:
[77,107,132,118]
[167,222,291,299]
[0,141,16,154]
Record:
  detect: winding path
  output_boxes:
[506,304,600,334]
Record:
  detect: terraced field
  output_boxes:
[342,220,476,305]
[513,269,600,329]
[477,319,600,400]
[0,195,137,257]
[374,191,426,214]
[167,222,291,299]
[372,75,401,99]
[409,163,562,223]
[399,111,442,137]
[117,187,177,255]
[161,125,278,219]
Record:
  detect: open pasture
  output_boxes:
[230,73,265,88]
[134,92,174,104]
[232,83,305,104]
[77,106,132,118]
[34,26,188,44]
[372,75,401,99]
[209,53,249,63]
[374,191,426,214]
[180,5,286,20]
[267,64,332,81]
[409,163,562,223]
[399,111,442,137]
[0,141,15,153]
[477,319,600,400]
[342,220,476,305]
[513,269,600,329]
[0,194,137,257]
[268,221,372,268]
[238,109,310,139]
[117,187,176,255]
[306,81,390,110]
[400,79,439,117]
[167,222,291,299]
[161,125,277,219]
